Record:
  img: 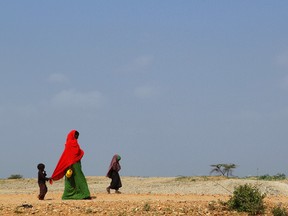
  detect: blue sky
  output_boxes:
[1,1,288,178]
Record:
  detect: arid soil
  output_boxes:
[1,176,288,215]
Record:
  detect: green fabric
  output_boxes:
[117,155,121,161]
[62,161,91,200]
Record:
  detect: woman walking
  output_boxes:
[50,130,91,200]
[106,154,122,194]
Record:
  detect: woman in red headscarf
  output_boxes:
[50,130,91,200]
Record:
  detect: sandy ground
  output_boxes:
[1,176,288,215]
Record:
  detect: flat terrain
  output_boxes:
[1,176,288,215]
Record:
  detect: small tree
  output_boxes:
[210,163,237,177]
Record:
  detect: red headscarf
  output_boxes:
[50,130,84,183]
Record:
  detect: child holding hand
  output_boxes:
[37,163,50,200]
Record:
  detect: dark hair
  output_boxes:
[74,131,79,139]
[37,163,45,170]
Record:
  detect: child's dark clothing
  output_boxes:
[38,170,49,200]
[106,154,122,194]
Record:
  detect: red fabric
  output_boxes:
[106,154,121,177]
[50,130,84,184]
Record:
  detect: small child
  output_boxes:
[106,154,122,194]
[37,163,50,200]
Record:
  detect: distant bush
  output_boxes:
[175,176,196,182]
[226,183,266,215]
[272,205,288,216]
[258,173,286,181]
[8,174,23,179]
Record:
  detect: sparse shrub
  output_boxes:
[8,174,23,179]
[143,202,151,211]
[274,173,286,180]
[226,183,266,215]
[258,174,273,180]
[175,176,196,182]
[258,173,286,181]
[272,205,288,216]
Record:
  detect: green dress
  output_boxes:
[62,161,91,200]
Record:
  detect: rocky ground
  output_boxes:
[1,176,288,215]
